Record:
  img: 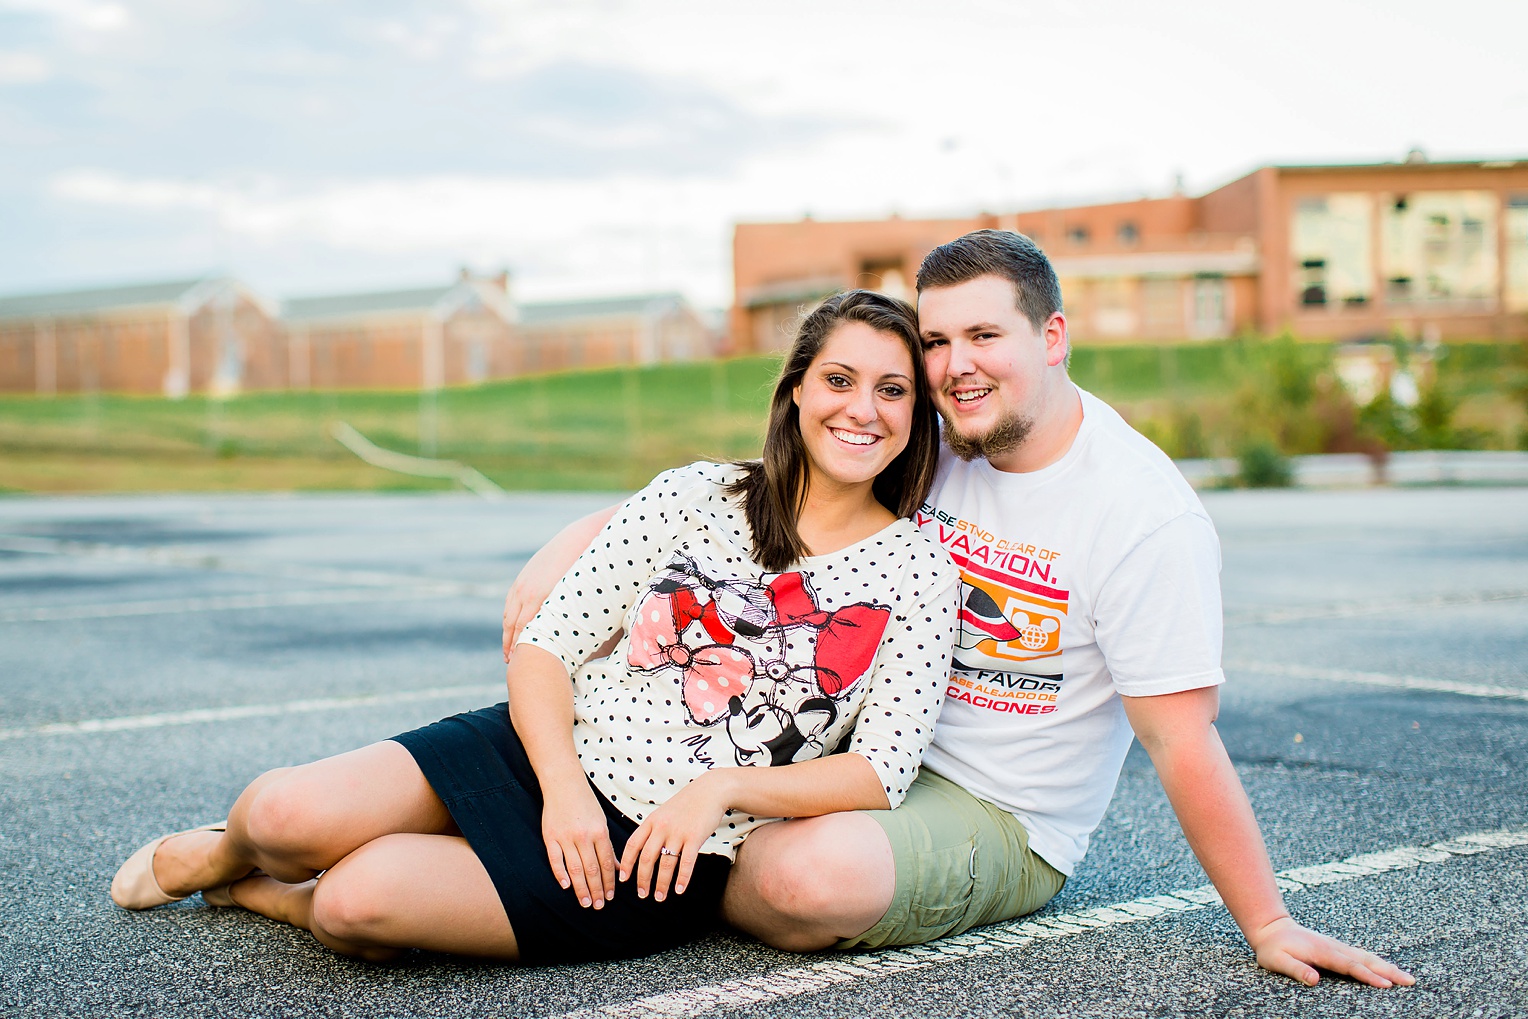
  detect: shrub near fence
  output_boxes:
[1086,338,1526,462]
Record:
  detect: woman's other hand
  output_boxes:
[619,770,734,903]
[541,782,618,909]
[503,506,618,662]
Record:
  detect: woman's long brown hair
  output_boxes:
[728,289,939,572]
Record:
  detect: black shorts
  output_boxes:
[391,703,731,965]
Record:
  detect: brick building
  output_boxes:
[517,292,716,373]
[283,271,519,391]
[0,278,284,396]
[731,155,1528,350]
[0,272,719,395]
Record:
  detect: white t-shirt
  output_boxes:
[917,388,1225,875]
[520,461,960,860]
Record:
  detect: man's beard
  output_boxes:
[942,411,1034,462]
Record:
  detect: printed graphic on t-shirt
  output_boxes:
[627,553,891,766]
[918,503,1068,717]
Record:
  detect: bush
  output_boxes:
[1228,333,1365,456]
[1236,440,1293,488]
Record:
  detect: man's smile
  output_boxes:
[946,384,994,407]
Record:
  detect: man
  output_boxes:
[503,230,1411,987]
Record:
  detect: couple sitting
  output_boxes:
[112,230,1412,989]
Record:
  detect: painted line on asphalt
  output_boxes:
[0,683,503,742]
[1225,588,1528,626]
[0,534,506,598]
[0,586,462,623]
[1227,660,1528,702]
[548,827,1528,1019]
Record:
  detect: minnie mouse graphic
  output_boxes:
[627,554,892,767]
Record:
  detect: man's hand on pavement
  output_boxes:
[1250,915,1414,988]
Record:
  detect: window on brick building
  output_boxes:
[1192,275,1229,338]
[1118,221,1139,247]
[1508,195,1528,313]
[1141,278,1183,336]
[861,259,909,301]
[1066,225,1090,245]
[1382,190,1499,305]
[1291,194,1372,309]
[1091,277,1136,336]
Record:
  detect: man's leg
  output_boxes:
[724,811,894,951]
[727,770,1066,952]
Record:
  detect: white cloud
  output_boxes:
[49,167,745,304]
[51,129,1023,306]
[11,0,1528,303]
[0,50,50,83]
[0,0,128,31]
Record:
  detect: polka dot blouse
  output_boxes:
[518,461,960,860]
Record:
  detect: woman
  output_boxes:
[111,290,959,965]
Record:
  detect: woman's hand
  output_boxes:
[619,770,734,903]
[541,783,618,909]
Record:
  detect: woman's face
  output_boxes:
[791,320,917,497]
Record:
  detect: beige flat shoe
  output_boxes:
[201,883,237,907]
[110,821,228,910]
[201,867,264,907]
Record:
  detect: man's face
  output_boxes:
[918,274,1058,466]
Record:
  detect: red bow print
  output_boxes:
[630,590,755,723]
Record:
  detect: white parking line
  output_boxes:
[0,683,503,741]
[0,586,461,623]
[1227,661,1528,702]
[1225,588,1528,626]
[0,534,506,597]
[0,534,508,623]
[549,827,1528,1019]
[0,589,464,623]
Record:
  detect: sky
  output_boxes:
[1,0,1525,310]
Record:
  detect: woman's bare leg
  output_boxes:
[217,833,518,961]
[151,740,454,898]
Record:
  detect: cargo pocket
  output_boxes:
[910,838,978,938]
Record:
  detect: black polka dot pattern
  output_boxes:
[519,462,960,860]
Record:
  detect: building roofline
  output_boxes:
[1272,157,1524,173]
[518,291,689,325]
[1203,156,1527,195]
[0,276,234,321]
[282,279,513,325]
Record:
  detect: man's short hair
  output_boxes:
[915,229,1063,332]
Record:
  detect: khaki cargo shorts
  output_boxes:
[835,768,1065,951]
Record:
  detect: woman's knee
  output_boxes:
[309,841,405,947]
[236,767,335,871]
[735,814,894,931]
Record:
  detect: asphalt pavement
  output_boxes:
[1,486,1525,1018]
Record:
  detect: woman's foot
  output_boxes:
[216,873,402,961]
[202,869,266,908]
[110,822,253,909]
[201,882,239,908]
[152,827,248,898]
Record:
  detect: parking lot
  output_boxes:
[1,486,1525,1018]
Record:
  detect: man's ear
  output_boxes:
[1043,312,1069,368]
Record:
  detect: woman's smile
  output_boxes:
[830,426,881,446]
